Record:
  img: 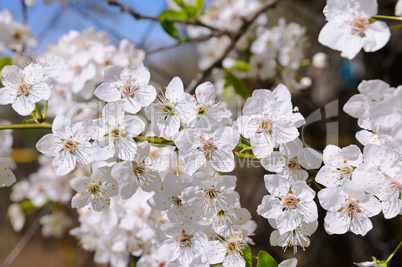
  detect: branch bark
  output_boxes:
[145,31,228,56]
[104,0,224,32]
[184,0,278,93]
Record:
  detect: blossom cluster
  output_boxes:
[1,0,402,266]
[45,27,145,117]
[0,9,37,53]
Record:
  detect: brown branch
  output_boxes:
[104,0,225,32]
[145,31,228,56]
[184,0,278,93]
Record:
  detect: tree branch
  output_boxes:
[146,31,228,56]
[184,0,278,93]
[0,123,52,130]
[104,0,224,32]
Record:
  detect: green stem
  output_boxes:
[239,147,252,153]
[313,181,322,191]
[43,100,48,120]
[32,103,44,122]
[0,123,52,130]
[176,150,180,176]
[386,239,402,264]
[234,152,258,160]
[373,15,402,21]
[72,93,81,101]
[134,136,174,146]
[390,24,402,29]
[213,170,217,177]
[0,124,261,160]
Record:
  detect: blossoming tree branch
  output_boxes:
[0,0,402,266]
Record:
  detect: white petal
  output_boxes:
[12,96,35,116]
[36,134,59,157]
[195,82,216,106]
[0,86,17,104]
[204,241,226,264]
[94,82,121,102]
[211,149,235,172]
[135,84,156,107]
[298,147,322,169]
[165,77,184,103]
[324,211,349,235]
[53,152,76,175]
[104,65,123,81]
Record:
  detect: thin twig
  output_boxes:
[184,0,278,93]
[21,0,28,25]
[0,123,52,130]
[146,32,227,56]
[104,0,224,32]
[70,2,137,45]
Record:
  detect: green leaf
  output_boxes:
[242,247,252,267]
[238,138,251,149]
[224,70,251,99]
[173,0,203,18]
[196,0,204,9]
[0,57,12,72]
[159,9,189,40]
[160,9,188,20]
[160,18,180,39]
[173,0,187,9]
[257,250,278,267]
[180,37,190,43]
[231,60,250,72]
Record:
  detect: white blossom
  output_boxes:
[318,0,390,59]
[94,63,156,114]
[70,168,118,212]
[236,84,302,158]
[257,175,318,234]
[0,65,50,116]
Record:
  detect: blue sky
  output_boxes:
[0,0,176,52]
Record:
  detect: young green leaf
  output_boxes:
[231,60,250,72]
[160,18,180,39]
[242,247,252,267]
[224,70,251,99]
[257,250,278,267]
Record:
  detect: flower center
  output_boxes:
[382,172,402,197]
[226,240,240,254]
[351,17,369,37]
[162,103,175,116]
[89,180,102,194]
[110,128,121,138]
[62,139,77,154]
[200,139,215,158]
[282,194,298,210]
[196,104,208,118]
[104,59,112,67]
[121,84,136,97]
[178,233,192,248]
[73,65,83,75]
[206,188,218,199]
[342,199,361,217]
[339,163,353,180]
[286,158,300,171]
[17,83,31,97]
[171,196,182,207]
[258,118,273,134]
[133,164,146,177]
[217,209,227,218]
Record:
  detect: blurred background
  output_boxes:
[1,0,402,266]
